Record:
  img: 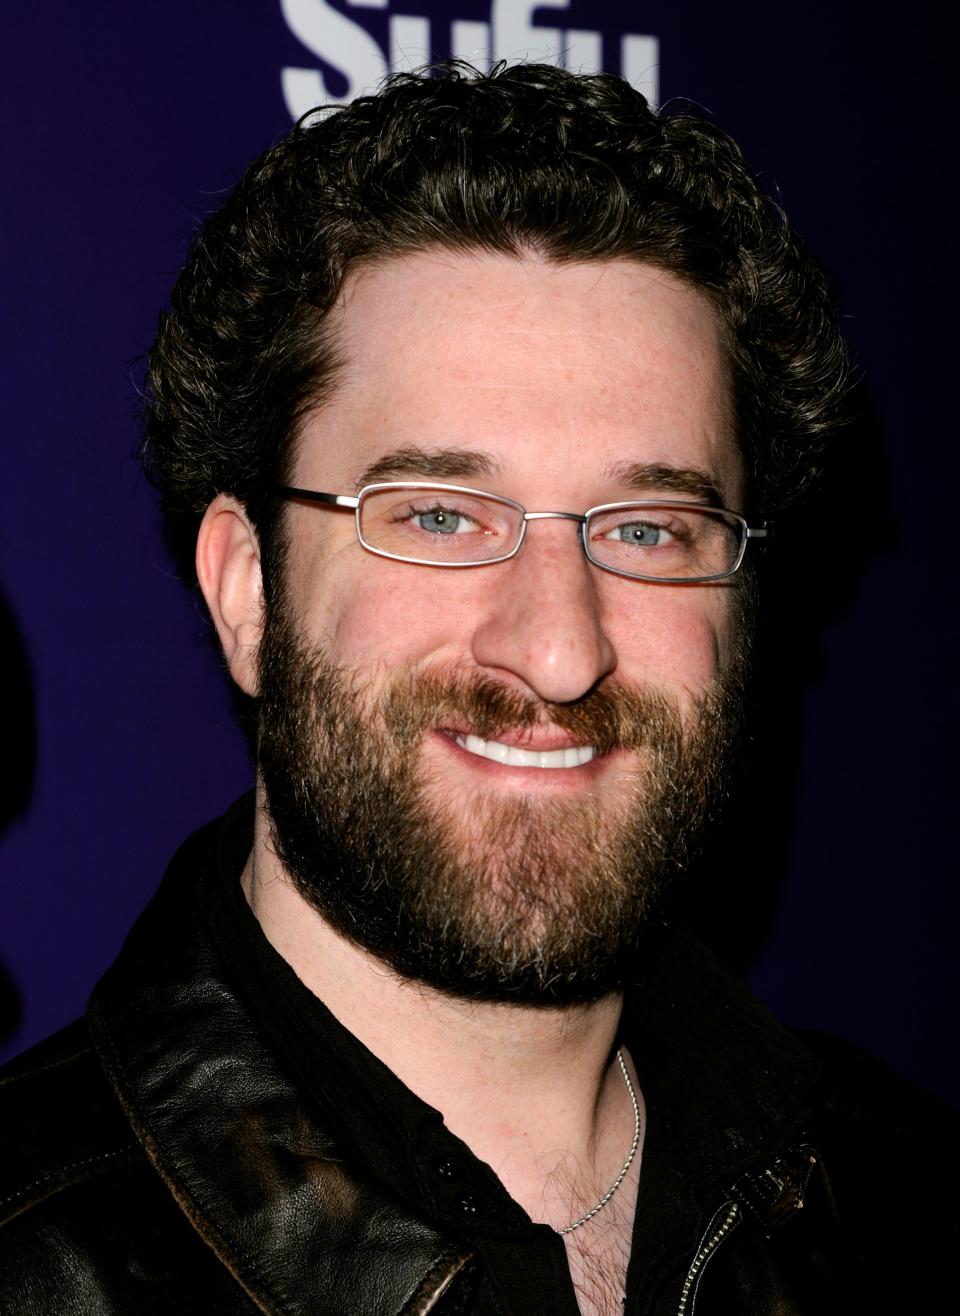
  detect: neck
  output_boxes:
[243,794,643,1232]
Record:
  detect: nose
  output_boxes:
[469,519,617,704]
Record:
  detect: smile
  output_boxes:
[452,733,596,769]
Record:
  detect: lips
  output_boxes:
[452,732,596,769]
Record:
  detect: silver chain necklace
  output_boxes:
[558,1048,641,1235]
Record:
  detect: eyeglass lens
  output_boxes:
[583,504,743,580]
[357,485,745,580]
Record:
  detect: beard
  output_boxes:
[256,599,746,1006]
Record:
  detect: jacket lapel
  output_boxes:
[88,823,474,1315]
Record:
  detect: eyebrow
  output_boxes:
[353,446,503,491]
[604,460,726,507]
[352,447,725,506]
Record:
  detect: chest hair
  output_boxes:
[562,1191,634,1316]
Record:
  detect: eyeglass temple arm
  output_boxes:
[277,486,360,510]
[746,526,768,538]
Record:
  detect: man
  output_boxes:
[0,63,954,1314]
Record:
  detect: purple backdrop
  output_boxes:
[2,2,955,1108]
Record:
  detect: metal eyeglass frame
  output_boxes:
[276,481,769,584]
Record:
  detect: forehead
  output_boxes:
[295,251,741,504]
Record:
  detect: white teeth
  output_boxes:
[454,734,595,769]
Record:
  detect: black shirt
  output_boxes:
[198,797,821,1315]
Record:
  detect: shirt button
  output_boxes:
[459,1194,478,1216]
[436,1160,456,1178]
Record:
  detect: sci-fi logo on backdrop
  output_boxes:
[280,0,659,119]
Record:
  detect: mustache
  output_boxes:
[380,667,685,756]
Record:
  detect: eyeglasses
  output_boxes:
[277,481,768,583]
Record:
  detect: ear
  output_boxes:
[196,494,265,696]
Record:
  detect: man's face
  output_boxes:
[257,252,747,1002]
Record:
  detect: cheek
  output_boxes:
[298,556,472,672]
[609,586,738,703]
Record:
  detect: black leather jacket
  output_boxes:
[1,812,956,1313]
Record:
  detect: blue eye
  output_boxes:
[412,506,478,535]
[604,520,672,546]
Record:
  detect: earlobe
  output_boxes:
[196,495,265,696]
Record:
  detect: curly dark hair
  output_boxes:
[143,62,849,590]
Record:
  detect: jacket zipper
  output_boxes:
[676,1201,740,1316]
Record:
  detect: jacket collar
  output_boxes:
[88,808,474,1315]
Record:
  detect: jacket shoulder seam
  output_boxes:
[0,1019,93,1089]
[0,1141,140,1222]
[0,1044,92,1087]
